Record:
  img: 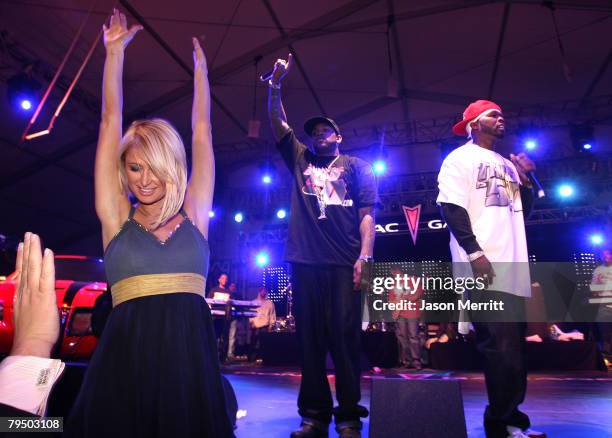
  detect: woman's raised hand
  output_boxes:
[103,8,143,52]
[192,37,208,74]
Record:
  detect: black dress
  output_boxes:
[66,208,235,437]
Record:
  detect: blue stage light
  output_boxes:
[20,99,32,111]
[234,212,243,223]
[262,174,272,184]
[276,209,287,219]
[590,234,604,246]
[208,210,215,218]
[372,160,387,175]
[255,251,269,268]
[7,73,40,114]
[582,143,592,151]
[557,184,574,199]
[524,139,537,150]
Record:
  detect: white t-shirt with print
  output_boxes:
[437,141,531,297]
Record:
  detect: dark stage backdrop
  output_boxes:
[373,214,601,262]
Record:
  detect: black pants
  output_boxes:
[249,326,267,361]
[291,263,368,427]
[470,290,530,438]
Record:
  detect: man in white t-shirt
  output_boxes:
[591,249,612,295]
[437,100,545,438]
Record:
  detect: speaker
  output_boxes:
[369,378,467,438]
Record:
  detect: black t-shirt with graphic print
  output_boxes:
[277,130,378,267]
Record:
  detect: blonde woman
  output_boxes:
[66,9,234,437]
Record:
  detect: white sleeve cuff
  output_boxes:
[0,355,65,416]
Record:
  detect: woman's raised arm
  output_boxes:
[95,9,142,249]
[184,38,214,239]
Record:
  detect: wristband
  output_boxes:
[358,255,374,262]
[468,251,485,262]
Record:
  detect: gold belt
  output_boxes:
[111,273,206,307]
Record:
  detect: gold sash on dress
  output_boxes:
[111,273,206,307]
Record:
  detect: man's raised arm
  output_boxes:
[267,54,293,141]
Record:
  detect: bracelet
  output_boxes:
[468,251,485,262]
[358,255,374,262]
[268,80,281,89]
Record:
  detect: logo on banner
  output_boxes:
[402,204,421,245]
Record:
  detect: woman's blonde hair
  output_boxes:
[118,119,187,229]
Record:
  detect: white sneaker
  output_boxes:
[507,426,547,438]
[507,426,529,438]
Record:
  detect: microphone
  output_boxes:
[512,153,545,198]
[529,172,545,198]
[259,69,274,82]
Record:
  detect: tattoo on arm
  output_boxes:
[268,86,290,141]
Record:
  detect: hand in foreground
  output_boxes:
[271,53,293,85]
[510,152,536,186]
[11,233,59,358]
[103,8,143,52]
[192,37,208,73]
[470,254,495,289]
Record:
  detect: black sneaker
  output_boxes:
[337,427,361,438]
[290,423,329,438]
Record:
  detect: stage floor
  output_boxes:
[223,365,612,438]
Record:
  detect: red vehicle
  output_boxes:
[0,255,107,359]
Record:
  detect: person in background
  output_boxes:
[227,282,239,361]
[209,272,229,299]
[388,266,423,370]
[249,287,276,362]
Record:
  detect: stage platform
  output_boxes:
[223,365,612,438]
[47,362,611,437]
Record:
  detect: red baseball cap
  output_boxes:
[452,100,502,136]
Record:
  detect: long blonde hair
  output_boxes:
[118,119,187,229]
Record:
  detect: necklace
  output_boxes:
[131,212,186,245]
[305,155,341,220]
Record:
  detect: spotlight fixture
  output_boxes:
[570,124,594,152]
[557,184,575,199]
[258,161,276,185]
[372,160,387,176]
[590,233,604,246]
[7,72,41,113]
[234,212,244,223]
[276,209,287,219]
[255,251,270,268]
[524,139,537,151]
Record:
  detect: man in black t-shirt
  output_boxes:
[208,272,229,299]
[267,54,377,438]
